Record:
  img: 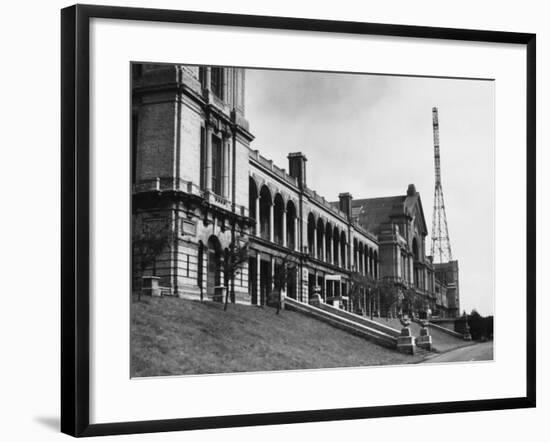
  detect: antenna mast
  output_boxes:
[430,107,453,263]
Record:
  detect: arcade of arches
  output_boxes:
[247,177,379,309]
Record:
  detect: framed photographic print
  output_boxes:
[61,4,536,437]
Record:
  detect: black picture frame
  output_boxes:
[61,4,536,437]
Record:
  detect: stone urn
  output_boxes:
[417,319,433,351]
[309,285,323,307]
[399,315,411,328]
[397,315,415,355]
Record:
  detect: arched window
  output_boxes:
[307,213,316,256]
[316,218,325,260]
[259,185,272,240]
[412,237,419,261]
[286,200,297,249]
[249,177,258,234]
[274,194,285,245]
[340,231,347,269]
[333,226,340,266]
[325,223,332,262]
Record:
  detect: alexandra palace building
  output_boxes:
[132,63,460,318]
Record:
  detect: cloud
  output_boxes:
[245,69,495,316]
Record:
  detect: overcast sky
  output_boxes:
[245,68,494,317]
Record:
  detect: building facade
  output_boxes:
[132,64,459,317]
[350,185,457,317]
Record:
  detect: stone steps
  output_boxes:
[284,297,398,349]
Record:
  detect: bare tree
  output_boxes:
[271,252,299,314]
[376,277,401,320]
[132,220,171,301]
[401,286,416,316]
[346,272,377,317]
[222,239,250,311]
[401,286,428,318]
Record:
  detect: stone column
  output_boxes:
[350,240,354,269]
[205,124,213,191]
[222,137,230,198]
[255,195,260,236]
[223,68,228,102]
[294,216,298,251]
[282,209,287,247]
[270,256,275,295]
[269,202,274,242]
[322,233,326,262]
[330,240,334,265]
[313,226,317,259]
[256,252,261,306]
[205,67,212,92]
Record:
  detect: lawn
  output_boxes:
[131,296,423,377]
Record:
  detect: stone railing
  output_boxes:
[419,319,466,340]
[304,186,348,220]
[284,297,397,349]
[133,177,202,196]
[314,301,401,338]
[204,191,232,212]
[248,149,298,186]
[133,178,248,217]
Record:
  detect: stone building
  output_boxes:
[248,150,379,308]
[132,63,459,317]
[353,184,440,318]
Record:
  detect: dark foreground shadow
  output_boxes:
[34,416,59,432]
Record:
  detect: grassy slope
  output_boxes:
[131,297,423,377]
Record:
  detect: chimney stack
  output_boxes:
[338,192,353,220]
[407,184,417,196]
[288,152,307,188]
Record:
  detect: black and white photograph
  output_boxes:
[0,0,542,439]
[130,63,495,377]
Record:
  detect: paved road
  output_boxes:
[422,341,493,363]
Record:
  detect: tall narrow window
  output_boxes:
[199,127,205,189]
[211,135,223,195]
[198,66,206,89]
[211,67,224,99]
[131,114,138,184]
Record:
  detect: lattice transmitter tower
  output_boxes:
[430,107,453,263]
